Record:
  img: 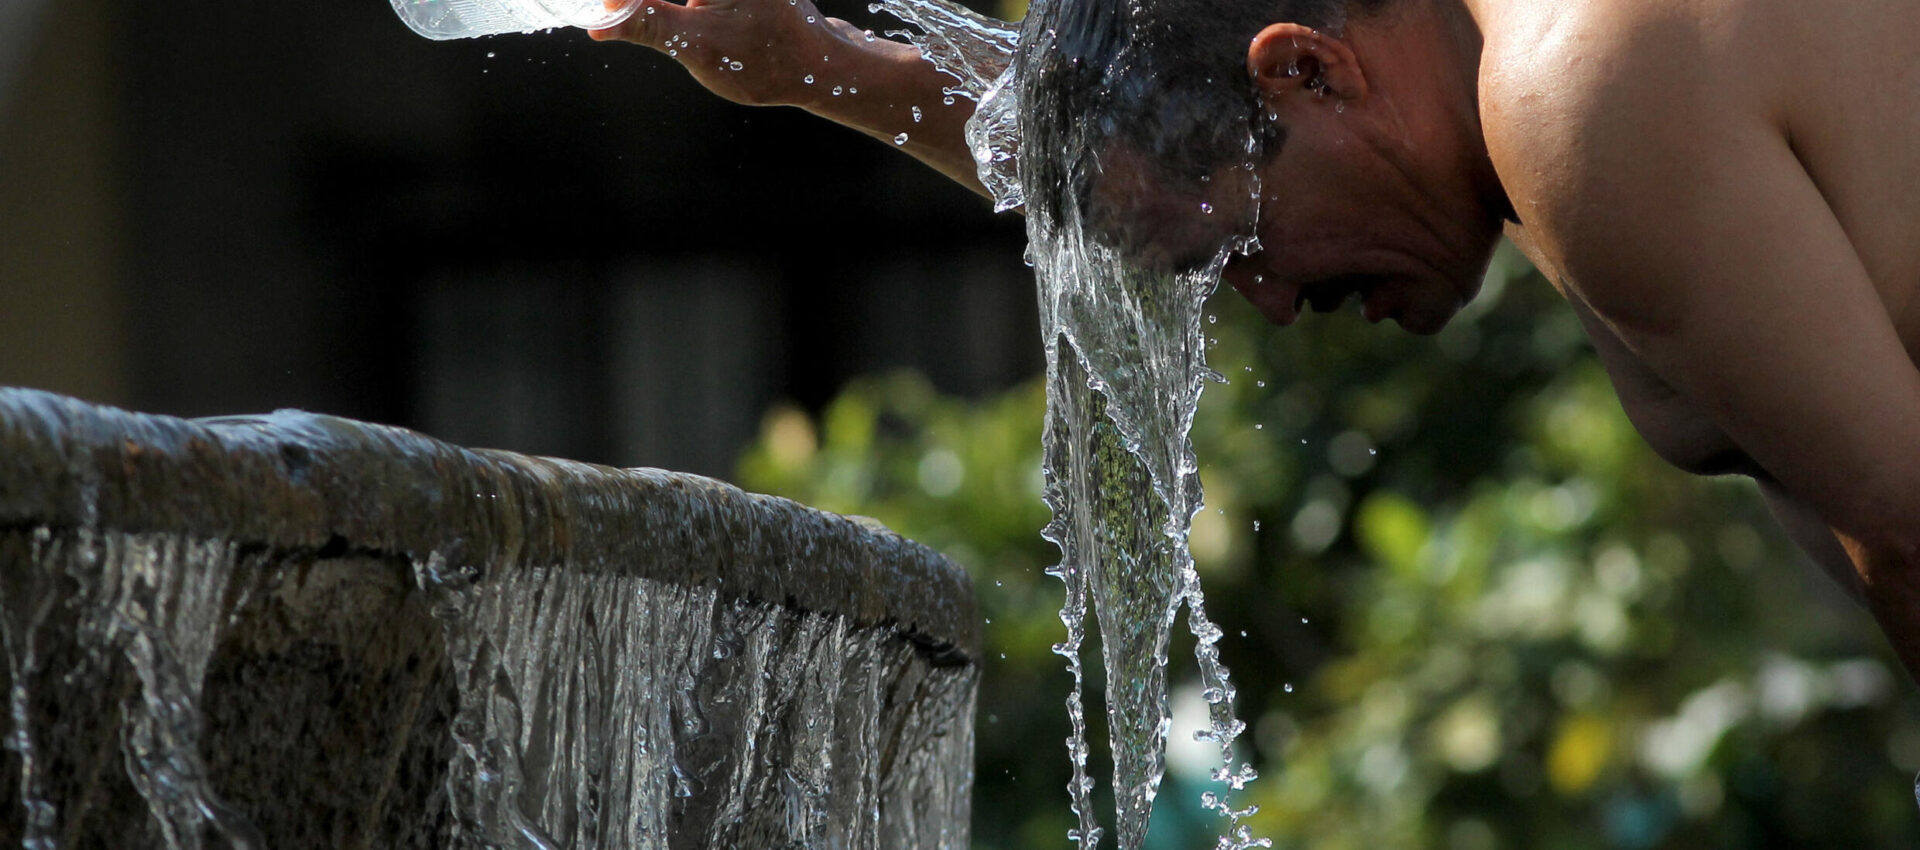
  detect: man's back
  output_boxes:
[1485,0,1920,626]
[1488,0,1920,329]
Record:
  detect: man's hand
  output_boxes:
[590,0,840,110]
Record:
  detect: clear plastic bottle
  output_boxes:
[390,0,638,40]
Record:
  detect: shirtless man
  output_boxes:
[591,0,1920,680]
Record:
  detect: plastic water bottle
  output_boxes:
[390,0,638,40]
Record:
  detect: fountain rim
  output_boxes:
[0,387,978,663]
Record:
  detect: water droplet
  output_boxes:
[831,85,844,96]
[911,106,923,123]
[803,74,815,84]
[848,86,858,94]
[943,95,956,106]
[729,60,744,71]
[1283,683,1294,693]
[1301,617,1309,624]
[486,51,496,58]
[1252,520,1261,531]
[805,14,816,22]
[1255,381,1266,388]
[1207,314,1218,324]
[1200,202,1214,215]
[864,29,876,41]
[1253,424,1262,430]
[894,133,909,145]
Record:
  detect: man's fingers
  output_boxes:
[588,0,694,51]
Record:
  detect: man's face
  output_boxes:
[1086,16,1510,335]
[1087,122,1502,336]
[1084,144,1262,277]
[1222,122,1505,335]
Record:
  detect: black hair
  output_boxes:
[1015,0,1389,228]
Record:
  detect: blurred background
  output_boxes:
[4,2,1919,848]
[0,0,1035,476]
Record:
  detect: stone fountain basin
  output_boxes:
[0,388,977,849]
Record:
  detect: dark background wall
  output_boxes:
[0,0,1038,478]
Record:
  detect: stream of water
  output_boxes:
[883,1,1271,846]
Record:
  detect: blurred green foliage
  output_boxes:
[736,245,1920,849]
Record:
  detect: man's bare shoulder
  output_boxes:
[1478,0,1797,320]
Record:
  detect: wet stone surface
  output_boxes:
[0,388,977,849]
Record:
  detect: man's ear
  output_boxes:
[1247,23,1369,105]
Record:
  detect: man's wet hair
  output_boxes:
[1015,0,1389,226]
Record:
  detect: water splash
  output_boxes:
[872,0,1273,842]
[864,0,1016,99]
[863,0,1024,209]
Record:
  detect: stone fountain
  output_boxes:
[0,387,977,849]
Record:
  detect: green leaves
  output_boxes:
[736,248,1920,850]
[1355,492,1430,582]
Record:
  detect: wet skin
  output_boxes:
[1225,12,1507,336]
[596,0,1920,681]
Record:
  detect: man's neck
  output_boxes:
[1361,0,1511,220]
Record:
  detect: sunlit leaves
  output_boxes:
[735,249,1920,849]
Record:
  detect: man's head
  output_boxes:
[1016,0,1509,334]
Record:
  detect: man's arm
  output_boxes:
[590,0,991,193]
[1758,477,1867,606]
[1495,27,1920,677]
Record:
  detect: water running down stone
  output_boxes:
[0,388,978,848]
